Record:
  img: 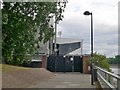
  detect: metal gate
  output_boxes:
[47,55,83,73]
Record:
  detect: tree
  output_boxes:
[2,2,67,65]
[93,53,110,71]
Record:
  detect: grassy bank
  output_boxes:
[2,64,31,72]
[2,64,54,88]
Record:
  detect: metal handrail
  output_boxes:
[97,72,115,89]
[95,66,120,80]
[94,66,120,90]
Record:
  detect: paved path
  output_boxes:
[30,73,98,89]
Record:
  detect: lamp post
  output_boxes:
[83,11,94,85]
[54,14,58,72]
[54,14,58,55]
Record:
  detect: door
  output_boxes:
[74,56,83,73]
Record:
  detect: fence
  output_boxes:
[93,66,120,90]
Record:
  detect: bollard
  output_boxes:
[91,64,94,85]
[93,68,97,81]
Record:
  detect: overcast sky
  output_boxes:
[57,0,119,57]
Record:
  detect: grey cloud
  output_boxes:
[57,0,118,57]
[58,21,118,57]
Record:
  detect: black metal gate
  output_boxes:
[74,56,83,72]
[47,55,83,73]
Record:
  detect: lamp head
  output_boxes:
[83,11,92,15]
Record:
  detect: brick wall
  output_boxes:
[83,55,91,74]
[42,55,47,69]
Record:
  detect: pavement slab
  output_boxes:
[30,72,98,89]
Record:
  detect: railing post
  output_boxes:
[106,73,109,82]
[102,71,104,78]
[110,72,114,86]
[117,79,120,90]
[104,72,109,82]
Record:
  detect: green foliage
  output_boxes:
[2,2,66,66]
[93,53,110,71]
[108,55,120,64]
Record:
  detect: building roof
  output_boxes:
[54,38,82,44]
[66,48,82,55]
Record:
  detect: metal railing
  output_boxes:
[93,66,120,90]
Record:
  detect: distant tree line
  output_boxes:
[107,55,120,64]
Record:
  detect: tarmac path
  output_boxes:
[30,72,98,89]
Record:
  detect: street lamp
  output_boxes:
[54,14,58,55]
[83,11,94,85]
[54,14,58,72]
